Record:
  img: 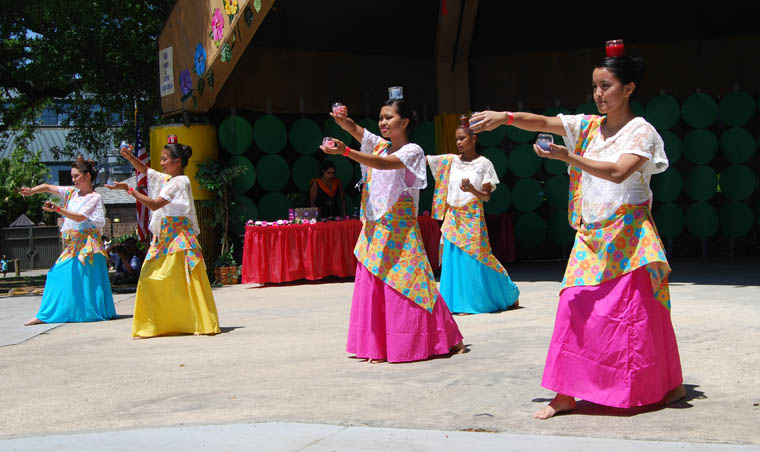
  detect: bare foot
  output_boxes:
[450,341,466,354]
[534,394,576,420]
[368,358,386,364]
[660,384,686,405]
[509,299,520,309]
[24,317,44,326]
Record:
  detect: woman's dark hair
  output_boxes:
[383,99,418,139]
[595,56,646,98]
[321,160,336,173]
[164,143,193,167]
[71,156,98,185]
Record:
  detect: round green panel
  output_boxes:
[419,188,434,214]
[719,201,754,238]
[651,167,683,202]
[478,125,508,147]
[543,159,568,176]
[515,212,547,247]
[719,165,756,201]
[218,115,253,155]
[230,195,257,235]
[344,195,354,217]
[681,92,718,129]
[719,91,755,127]
[543,106,571,117]
[480,147,508,178]
[511,178,543,212]
[412,120,436,155]
[683,129,718,164]
[325,154,354,188]
[547,208,575,245]
[292,155,321,191]
[661,130,683,165]
[504,125,536,144]
[257,192,291,221]
[720,128,756,164]
[509,144,541,177]
[645,94,680,130]
[484,183,510,215]
[630,100,645,117]
[684,165,717,201]
[228,155,256,195]
[289,118,322,155]
[544,175,569,209]
[685,201,718,239]
[358,118,381,137]
[574,102,599,116]
[253,114,287,154]
[256,154,290,192]
[653,203,684,239]
[323,117,352,147]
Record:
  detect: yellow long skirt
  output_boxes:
[132,251,220,338]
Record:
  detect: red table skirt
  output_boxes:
[242,217,444,284]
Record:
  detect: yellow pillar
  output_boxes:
[149,124,218,200]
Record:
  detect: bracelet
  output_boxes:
[128,187,135,195]
[343,146,352,157]
[506,111,515,126]
[55,206,62,213]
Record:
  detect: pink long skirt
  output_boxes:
[541,266,683,408]
[347,262,463,363]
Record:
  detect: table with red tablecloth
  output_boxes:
[242,217,443,284]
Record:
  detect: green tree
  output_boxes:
[0,147,51,228]
[0,0,177,156]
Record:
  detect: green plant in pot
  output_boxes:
[195,160,245,284]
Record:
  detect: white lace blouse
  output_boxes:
[56,187,106,232]
[559,114,668,223]
[146,168,200,236]
[359,129,427,221]
[427,154,500,207]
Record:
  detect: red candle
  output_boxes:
[605,39,624,57]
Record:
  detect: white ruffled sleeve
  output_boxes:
[480,158,500,189]
[394,143,427,189]
[620,121,669,175]
[147,168,168,199]
[558,114,583,150]
[159,176,190,207]
[78,194,106,229]
[57,186,74,202]
[360,129,386,154]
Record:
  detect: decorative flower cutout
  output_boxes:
[207,71,215,90]
[224,0,239,21]
[179,69,193,98]
[253,0,262,13]
[211,8,224,46]
[194,43,206,76]
[220,43,232,62]
[243,6,253,26]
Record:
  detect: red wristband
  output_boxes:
[128,187,135,195]
[343,146,352,157]
[55,206,62,213]
[506,111,515,126]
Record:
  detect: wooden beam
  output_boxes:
[158,0,276,116]
[435,0,479,114]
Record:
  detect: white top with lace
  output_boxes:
[427,154,499,207]
[147,168,200,236]
[559,114,668,223]
[57,187,106,232]
[360,129,427,221]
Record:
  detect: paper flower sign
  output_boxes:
[179,69,193,100]
[224,0,239,22]
[194,43,206,76]
[210,8,224,47]
[243,6,254,26]
[254,0,262,12]
[206,71,215,90]
[221,43,232,62]
[197,77,205,95]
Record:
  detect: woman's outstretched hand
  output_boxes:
[469,111,507,133]
[105,182,130,191]
[42,201,60,212]
[533,143,569,161]
[320,138,346,156]
[18,187,34,197]
[330,110,355,133]
[119,145,135,161]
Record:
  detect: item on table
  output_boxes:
[605,39,624,57]
[536,133,554,151]
[388,86,403,100]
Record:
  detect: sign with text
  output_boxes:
[159,47,175,97]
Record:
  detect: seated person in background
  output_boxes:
[106,238,144,285]
[309,160,346,218]
[1,255,8,278]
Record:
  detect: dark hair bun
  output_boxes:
[165,143,193,167]
[596,56,647,97]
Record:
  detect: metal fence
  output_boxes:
[0,226,61,270]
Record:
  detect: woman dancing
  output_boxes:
[21,157,116,325]
[471,54,684,418]
[427,116,520,315]
[322,98,464,363]
[108,139,220,338]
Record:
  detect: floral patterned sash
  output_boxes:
[562,203,671,310]
[354,196,438,313]
[57,229,106,266]
[440,199,508,276]
[145,216,203,282]
[568,115,605,230]
[358,138,392,221]
[430,156,454,220]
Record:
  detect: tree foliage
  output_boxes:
[0,0,177,157]
[195,160,245,266]
[0,147,51,228]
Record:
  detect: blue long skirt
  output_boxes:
[439,238,519,314]
[36,254,116,323]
